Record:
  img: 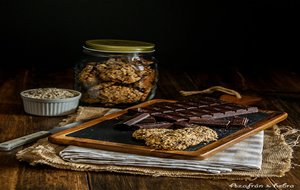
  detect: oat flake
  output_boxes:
[22,88,77,99]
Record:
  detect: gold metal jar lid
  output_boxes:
[84,39,155,53]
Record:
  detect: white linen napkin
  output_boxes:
[59,131,264,174]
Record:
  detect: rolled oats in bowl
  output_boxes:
[20,88,81,116]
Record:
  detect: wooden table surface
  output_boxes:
[1,65,299,190]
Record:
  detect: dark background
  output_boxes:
[0,0,299,71]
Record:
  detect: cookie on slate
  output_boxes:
[132,128,172,140]
[132,125,218,150]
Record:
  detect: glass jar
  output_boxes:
[74,39,158,107]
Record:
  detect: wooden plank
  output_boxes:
[0,150,20,190]
[0,73,31,189]
[0,72,29,189]
[16,165,89,190]
[88,172,277,190]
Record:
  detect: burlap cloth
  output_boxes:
[16,107,298,180]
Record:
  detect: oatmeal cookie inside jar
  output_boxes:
[74,39,158,107]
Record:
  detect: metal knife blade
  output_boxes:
[0,121,84,151]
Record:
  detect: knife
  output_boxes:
[0,121,85,151]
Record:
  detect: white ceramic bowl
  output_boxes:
[20,88,82,116]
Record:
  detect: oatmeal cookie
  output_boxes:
[95,59,141,84]
[80,82,116,103]
[98,85,144,104]
[88,82,116,93]
[132,125,218,150]
[133,68,156,101]
[132,128,172,140]
[78,62,99,87]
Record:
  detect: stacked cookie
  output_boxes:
[77,58,157,105]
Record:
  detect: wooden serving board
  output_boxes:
[48,99,288,160]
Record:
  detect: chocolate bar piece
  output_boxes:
[173,121,193,128]
[247,107,259,113]
[167,112,191,119]
[150,102,177,109]
[201,107,225,118]
[135,116,156,124]
[146,105,173,113]
[189,104,257,119]
[177,109,212,118]
[165,103,186,111]
[180,101,209,108]
[229,117,249,127]
[123,113,150,126]
[221,103,258,115]
[130,107,161,115]
[134,122,173,129]
[129,98,258,128]
[177,110,199,117]
[205,106,236,117]
[151,102,185,112]
[154,113,188,122]
[189,117,230,127]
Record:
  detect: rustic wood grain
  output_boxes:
[16,165,89,190]
[0,66,299,189]
[0,150,20,190]
[88,173,277,190]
